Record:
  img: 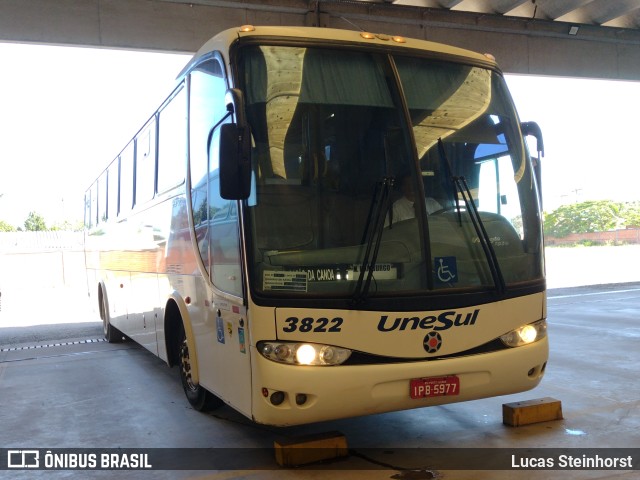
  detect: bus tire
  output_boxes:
[100,291,123,343]
[177,325,223,412]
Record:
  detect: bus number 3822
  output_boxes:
[282,317,344,333]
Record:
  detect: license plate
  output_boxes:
[410,375,460,399]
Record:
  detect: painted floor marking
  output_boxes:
[548,287,640,300]
[0,338,106,353]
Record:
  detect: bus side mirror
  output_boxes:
[521,121,544,158]
[218,88,251,200]
[521,121,544,208]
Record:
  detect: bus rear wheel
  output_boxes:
[101,293,123,343]
[178,327,223,412]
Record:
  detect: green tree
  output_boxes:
[620,202,640,228]
[0,220,16,232]
[543,200,623,238]
[50,219,85,232]
[24,211,47,231]
[50,220,72,231]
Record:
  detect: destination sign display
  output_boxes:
[263,264,398,291]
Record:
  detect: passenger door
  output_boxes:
[189,57,251,417]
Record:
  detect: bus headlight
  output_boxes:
[500,319,547,347]
[258,341,351,366]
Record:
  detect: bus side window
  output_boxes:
[85,183,97,229]
[98,174,107,224]
[108,159,119,219]
[157,85,186,193]
[120,142,134,216]
[209,178,243,296]
[136,118,157,205]
[189,57,242,297]
[84,193,89,229]
[478,159,498,214]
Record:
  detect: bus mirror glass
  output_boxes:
[219,123,251,200]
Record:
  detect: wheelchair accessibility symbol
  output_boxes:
[435,256,457,284]
[216,316,225,344]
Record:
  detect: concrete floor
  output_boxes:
[0,283,639,479]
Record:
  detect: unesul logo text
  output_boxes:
[377,309,480,332]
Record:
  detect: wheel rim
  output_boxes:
[180,338,197,392]
[101,299,109,336]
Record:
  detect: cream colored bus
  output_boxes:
[85,25,547,426]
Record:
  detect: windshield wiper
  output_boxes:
[352,176,395,304]
[437,139,462,226]
[437,139,506,295]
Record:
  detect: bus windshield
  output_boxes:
[240,45,543,298]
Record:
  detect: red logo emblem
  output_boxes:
[423,332,442,353]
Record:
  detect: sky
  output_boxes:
[0,43,189,227]
[506,75,640,210]
[1,42,640,228]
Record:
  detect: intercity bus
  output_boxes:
[84,25,548,426]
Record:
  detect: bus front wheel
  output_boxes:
[177,326,222,412]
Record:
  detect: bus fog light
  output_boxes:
[295,393,307,405]
[500,320,547,347]
[270,391,285,406]
[257,341,351,365]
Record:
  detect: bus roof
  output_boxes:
[179,25,497,78]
